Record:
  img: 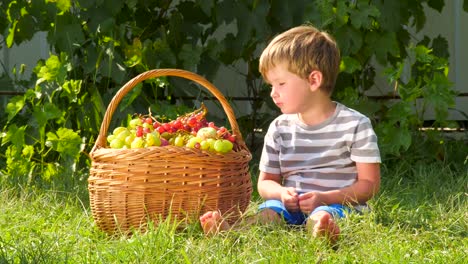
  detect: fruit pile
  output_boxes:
[107,104,236,153]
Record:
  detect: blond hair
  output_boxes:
[259,25,340,95]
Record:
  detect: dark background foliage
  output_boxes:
[0,0,465,188]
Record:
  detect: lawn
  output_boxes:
[0,160,466,263]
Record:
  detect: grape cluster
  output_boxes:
[107,104,236,153]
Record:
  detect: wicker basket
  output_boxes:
[88,69,252,235]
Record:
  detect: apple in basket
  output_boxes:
[196,127,217,140]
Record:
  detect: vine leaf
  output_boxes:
[5,96,25,123]
[427,0,445,12]
[46,127,82,158]
[1,124,26,148]
[340,56,362,74]
[365,31,399,64]
[349,0,380,29]
[335,25,362,55]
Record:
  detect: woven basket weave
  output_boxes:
[88,69,252,235]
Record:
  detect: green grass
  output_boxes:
[0,161,466,263]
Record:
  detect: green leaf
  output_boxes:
[151,39,177,67]
[270,1,307,28]
[15,13,36,42]
[340,56,361,74]
[335,25,362,55]
[374,1,403,32]
[349,0,380,29]
[6,20,17,47]
[197,0,214,15]
[42,163,59,181]
[2,124,26,148]
[36,54,67,85]
[386,101,413,124]
[316,0,335,27]
[46,0,71,13]
[5,95,25,123]
[103,0,124,16]
[465,0,468,12]
[178,44,202,71]
[48,14,85,52]
[218,0,269,61]
[124,38,142,67]
[46,127,82,157]
[430,36,449,59]
[215,0,236,25]
[334,1,350,28]
[32,102,63,128]
[415,45,434,64]
[423,72,455,122]
[377,122,412,155]
[21,145,35,160]
[427,0,445,12]
[61,79,82,102]
[119,83,142,111]
[365,31,399,64]
[398,82,423,102]
[384,62,404,84]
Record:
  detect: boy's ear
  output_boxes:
[308,70,322,91]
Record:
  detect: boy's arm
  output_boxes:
[258,171,300,211]
[257,171,283,199]
[323,162,380,205]
[299,162,380,212]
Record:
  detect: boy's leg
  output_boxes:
[306,210,340,244]
[200,200,300,235]
[199,211,231,235]
[306,204,350,244]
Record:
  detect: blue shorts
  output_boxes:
[258,199,353,225]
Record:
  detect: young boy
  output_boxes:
[200,25,381,243]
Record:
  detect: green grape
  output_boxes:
[214,139,233,153]
[125,134,135,147]
[131,137,145,148]
[110,138,125,149]
[161,132,172,140]
[200,140,211,150]
[129,118,143,128]
[107,134,116,143]
[116,129,131,140]
[145,132,161,147]
[174,135,185,147]
[186,136,202,148]
[113,126,128,136]
[206,138,216,151]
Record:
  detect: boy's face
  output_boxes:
[265,63,314,114]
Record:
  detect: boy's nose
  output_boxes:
[270,87,278,98]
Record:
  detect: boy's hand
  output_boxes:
[281,187,300,212]
[298,192,324,214]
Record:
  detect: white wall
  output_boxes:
[0,32,49,80]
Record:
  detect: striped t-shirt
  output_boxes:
[259,102,381,193]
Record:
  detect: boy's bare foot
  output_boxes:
[307,211,340,244]
[199,211,231,235]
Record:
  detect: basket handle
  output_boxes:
[92,69,246,151]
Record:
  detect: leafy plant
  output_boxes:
[0,0,462,187]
